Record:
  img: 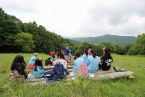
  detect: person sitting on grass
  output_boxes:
[44,52,68,81]
[82,48,91,66]
[32,58,45,79]
[49,51,55,61]
[100,48,113,71]
[45,54,53,66]
[57,48,64,54]
[53,52,69,76]
[10,55,28,79]
[65,46,70,60]
[73,52,85,75]
[28,53,38,70]
[87,49,100,73]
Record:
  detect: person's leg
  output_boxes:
[13,70,19,77]
[64,69,69,75]
[99,64,102,70]
[24,70,28,79]
[45,59,48,66]
[44,69,54,80]
[106,66,111,71]
[45,69,53,75]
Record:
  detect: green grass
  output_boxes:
[0,53,145,97]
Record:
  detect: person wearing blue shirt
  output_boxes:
[65,47,71,61]
[73,53,85,74]
[65,47,70,56]
[28,53,38,69]
[32,59,45,78]
[82,48,91,65]
[87,50,100,73]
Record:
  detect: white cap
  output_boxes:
[34,53,38,56]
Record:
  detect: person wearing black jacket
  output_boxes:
[100,48,113,71]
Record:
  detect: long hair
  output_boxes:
[102,48,112,59]
[34,59,43,71]
[57,48,62,53]
[84,48,88,56]
[74,52,81,60]
[90,49,96,58]
[11,55,26,71]
[57,52,65,59]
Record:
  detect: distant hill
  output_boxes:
[71,34,137,45]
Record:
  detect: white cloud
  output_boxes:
[0,0,145,37]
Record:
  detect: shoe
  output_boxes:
[113,67,124,72]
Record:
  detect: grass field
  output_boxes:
[0,53,145,97]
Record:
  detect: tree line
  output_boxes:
[73,33,145,56]
[0,8,73,53]
[0,7,144,55]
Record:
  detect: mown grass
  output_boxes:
[0,53,145,97]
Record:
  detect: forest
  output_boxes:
[0,8,73,53]
[0,7,145,55]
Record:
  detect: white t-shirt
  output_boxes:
[53,59,67,69]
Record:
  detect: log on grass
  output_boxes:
[90,71,134,80]
[27,78,45,82]
[44,65,73,70]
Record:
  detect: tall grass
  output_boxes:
[0,53,145,97]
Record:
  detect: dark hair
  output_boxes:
[56,48,61,53]
[34,59,43,71]
[102,48,112,59]
[74,52,81,59]
[89,47,92,49]
[84,48,88,56]
[10,55,27,79]
[11,55,26,71]
[90,49,96,58]
[57,52,65,59]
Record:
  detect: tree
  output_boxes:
[128,45,139,55]
[0,7,74,53]
[128,33,145,55]
[0,8,22,52]
[136,33,145,55]
[15,32,35,52]
[74,42,103,56]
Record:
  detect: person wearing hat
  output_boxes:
[28,53,38,70]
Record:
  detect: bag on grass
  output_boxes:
[113,67,125,72]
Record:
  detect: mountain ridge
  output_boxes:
[71,34,137,45]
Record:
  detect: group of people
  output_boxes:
[74,48,113,76]
[45,47,72,66]
[10,47,113,81]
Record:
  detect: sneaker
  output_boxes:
[113,67,124,72]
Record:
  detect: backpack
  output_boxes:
[53,62,65,80]
[78,64,88,77]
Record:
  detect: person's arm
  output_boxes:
[99,57,103,65]
[24,70,28,79]
[98,56,101,63]
[11,64,15,71]
[111,57,113,62]
[53,60,57,65]
[87,57,91,66]
[37,66,45,74]
[73,61,76,69]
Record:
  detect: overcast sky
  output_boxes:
[0,0,145,37]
